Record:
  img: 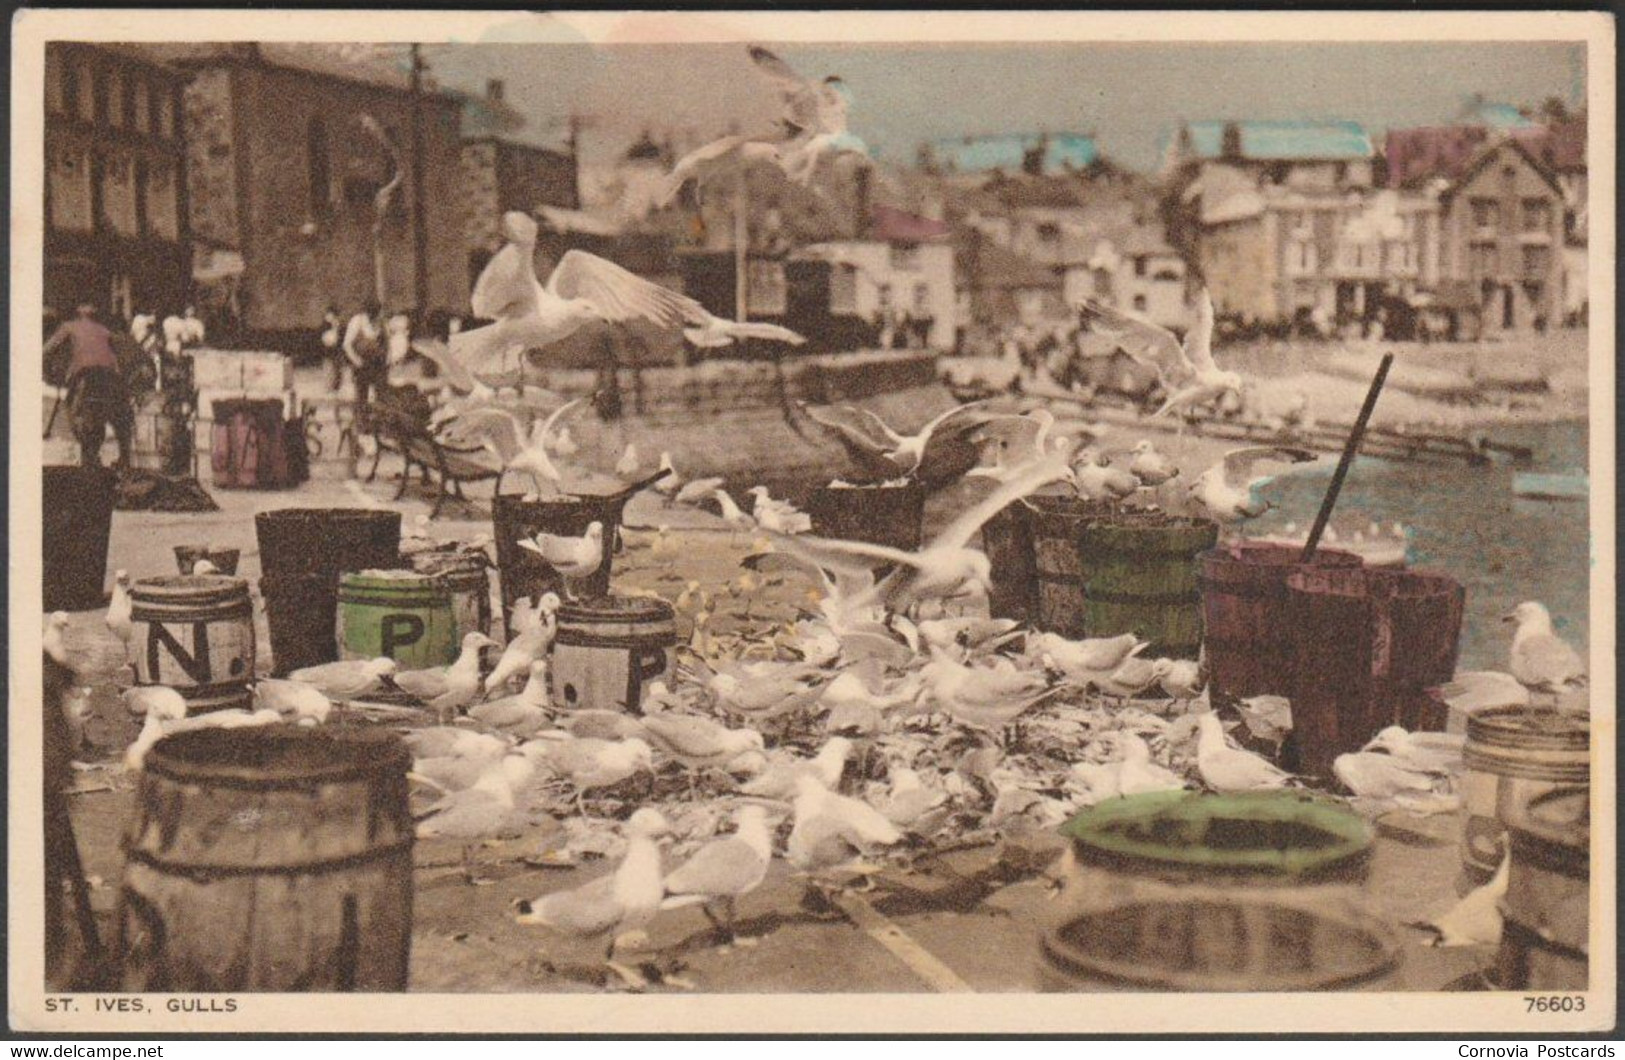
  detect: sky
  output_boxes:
[423,40,1587,170]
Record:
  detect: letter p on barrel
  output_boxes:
[336,572,459,669]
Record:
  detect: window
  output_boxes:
[1132,255,1146,278]
[1470,198,1499,232]
[913,283,930,313]
[889,244,921,271]
[1092,268,1111,296]
[876,283,892,309]
[1469,242,1499,278]
[830,264,858,314]
[132,80,150,133]
[46,50,65,113]
[307,116,332,220]
[107,73,124,128]
[1132,294,1148,312]
[1286,238,1317,277]
[1035,222,1060,243]
[1522,245,1551,278]
[144,159,177,240]
[49,143,93,231]
[155,91,173,138]
[92,68,109,125]
[1521,198,1552,233]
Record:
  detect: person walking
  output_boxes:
[43,304,134,469]
[343,299,387,422]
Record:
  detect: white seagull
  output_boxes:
[519,522,606,595]
[799,399,992,479]
[1504,601,1586,698]
[661,804,775,946]
[1077,289,1241,417]
[1195,711,1293,792]
[1189,446,1317,525]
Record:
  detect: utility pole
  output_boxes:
[733,171,749,323]
[567,114,582,210]
[409,43,429,315]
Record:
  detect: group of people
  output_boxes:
[316,302,457,420]
[43,303,207,470]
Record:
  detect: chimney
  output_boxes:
[486,79,506,104]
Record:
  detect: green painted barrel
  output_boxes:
[336,571,458,670]
[1078,513,1218,659]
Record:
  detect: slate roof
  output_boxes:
[930,134,1097,175]
[1171,120,1375,162]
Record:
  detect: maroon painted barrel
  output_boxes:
[806,483,925,553]
[492,492,625,638]
[1284,567,1465,776]
[1199,542,1363,699]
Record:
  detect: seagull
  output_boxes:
[440,397,591,497]
[662,453,725,508]
[1156,659,1205,702]
[655,134,793,208]
[537,736,655,814]
[1189,446,1317,525]
[685,315,806,350]
[745,46,870,185]
[1409,852,1509,947]
[1195,711,1292,792]
[1071,732,1186,804]
[191,559,218,576]
[1092,654,1165,699]
[615,443,641,482]
[468,661,552,736]
[1332,748,1440,801]
[484,605,558,693]
[1027,631,1145,682]
[640,712,765,773]
[121,687,191,770]
[1127,440,1179,486]
[741,737,853,799]
[43,612,71,667]
[711,490,757,539]
[1077,289,1241,418]
[415,753,535,839]
[697,658,832,722]
[253,678,334,725]
[874,768,951,835]
[288,657,397,700]
[518,522,605,596]
[106,571,134,649]
[746,486,812,535]
[661,804,774,946]
[922,648,1060,732]
[768,453,1072,612]
[1361,726,1464,777]
[1435,670,1530,719]
[405,727,510,763]
[1504,601,1586,698]
[560,710,649,742]
[454,211,797,379]
[788,775,902,876]
[798,399,993,479]
[1071,447,1140,502]
[548,424,580,459]
[393,632,499,719]
[969,409,1072,482]
[514,808,672,986]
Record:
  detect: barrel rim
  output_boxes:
[255,507,403,525]
[129,574,250,598]
[1285,565,1464,600]
[1061,790,1372,878]
[1466,705,1590,747]
[1199,541,1364,574]
[143,725,411,787]
[557,594,677,623]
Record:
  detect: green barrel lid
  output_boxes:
[1060,790,1372,881]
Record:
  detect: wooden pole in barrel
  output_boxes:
[1301,353,1394,563]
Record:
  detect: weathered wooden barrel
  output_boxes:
[1284,567,1465,777]
[552,595,677,714]
[336,571,458,669]
[1043,791,1392,992]
[981,494,1110,633]
[805,483,925,553]
[128,574,255,714]
[1198,542,1363,699]
[44,465,117,612]
[492,493,624,638]
[1496,787,1589,991]
[116,725,413,992]
[1077,513,1219,659]
[1460,707,1589,886]
[409,550,493,641]
[255,508,401,674]
[173,545,241,576]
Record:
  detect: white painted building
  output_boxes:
[796,239,958,349]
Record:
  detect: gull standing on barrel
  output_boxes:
[1503,601,1586,701]
[1189,446,1317,525]
[519,522,606,599]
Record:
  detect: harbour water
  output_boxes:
[1254,419,1590,670]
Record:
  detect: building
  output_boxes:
[955,228,1064,337]
[925,133,1097,179]
[1061,224,1189,329]
[457,79,578,287]
[1162,120,1378,188]
[141,43,469,344]
[1436,137,1566,334]
[44,43,192,320]
[787,208,958,350]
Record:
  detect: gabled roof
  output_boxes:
[135,42,450,98]
[1440,136,1565,202]
[868,205,950,244]
[930,133,1096,175]
[1173,120,1375,162]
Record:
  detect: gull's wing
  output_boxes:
[972,410,1053,458]
[537,395,592,443]
[767,531,927,574]
[1514,634,1586,687]
[934,454,1073,551]
[1183,288,1221,375]
[1076,298,1194,386]
[440,407,525,462]
[410,338,477,393]
[656,135,749,206]
[798,401,902,448]
[912,399,992,443]
[1221,446,1317,490]
[447,316,554,378]
[665,837,762,896]
[545,250,703,328]
[470,243,541,321]
[747,45,819,135]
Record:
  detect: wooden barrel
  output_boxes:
[44,465,117,612]
[552,595,677,714]
[1460,707,1589,886]
[173,545,241,576]
[1284,567,1465,777]
[1497,787,1589,991]
[492,493,625,638]
[805,483,925,553]
[1043,791,1391,992]
[128,574,255,714]
[336,571,458,669]
[255,508,401,674]
[409,550,493,641]
[1077,514,1219,659]
[116,726,413,991]
[980,494,1111,634]
[1199,542,1363,699]
[980,496,1038,624]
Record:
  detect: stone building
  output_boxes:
[43,43,191,320]
[141,43,469,344]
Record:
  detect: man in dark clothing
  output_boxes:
[43,305,133,469]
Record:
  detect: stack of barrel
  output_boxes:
[256,508,402,674]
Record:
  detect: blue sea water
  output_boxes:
[1252,420,1591,670]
